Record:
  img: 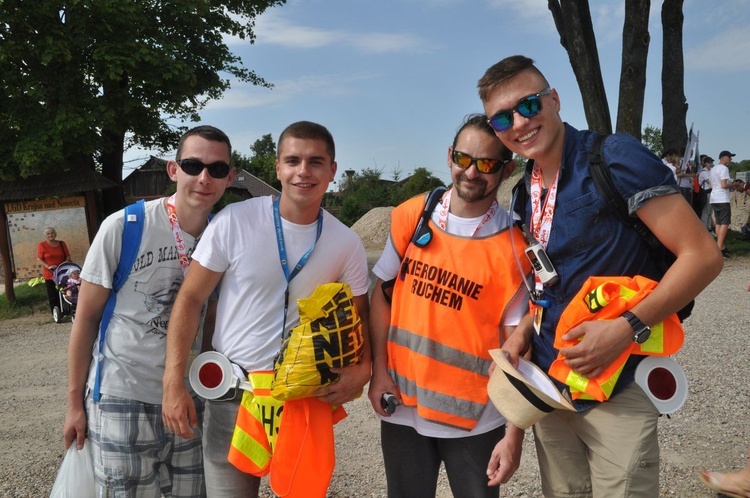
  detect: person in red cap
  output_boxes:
[710,150,736,258]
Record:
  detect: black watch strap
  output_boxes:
[621,310,650,343]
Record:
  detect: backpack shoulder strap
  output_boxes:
[93,199,146,402]
[380,186,446,303]
[588,134,631,225]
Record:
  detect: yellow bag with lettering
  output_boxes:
[271,282,364,401]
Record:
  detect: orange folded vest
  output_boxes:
[548,275,684,401]
[227,371,346,497]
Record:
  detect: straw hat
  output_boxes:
[487,349,575,429]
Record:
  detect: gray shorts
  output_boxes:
[86,392,205,497]
[712,202,731,225]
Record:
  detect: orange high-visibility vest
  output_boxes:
[228,371,282,476]
[548,276,684,401]
[387,194,531,430]
[227,371,347,497]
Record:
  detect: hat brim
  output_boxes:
[487,349,575,429]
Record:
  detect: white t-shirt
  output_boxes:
[710,164,731,204]
[83,199,204,404]
[192,196,370,371]
[373,202,529,438]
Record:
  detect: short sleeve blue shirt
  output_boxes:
[517,123,678,408]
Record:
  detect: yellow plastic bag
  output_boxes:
[271,282,364,401]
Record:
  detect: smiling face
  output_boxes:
[276,137,337,224]
[166,135,235,215]
[482,69,565,169]
[44,228,57,242]
[448,127,509,205]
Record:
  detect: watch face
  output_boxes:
[634,327,651,344]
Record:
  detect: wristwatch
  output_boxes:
[621,310,651,344]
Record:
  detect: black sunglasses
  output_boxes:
[487,87,551,133]
[451,150,509,175]
[177,158,231,179]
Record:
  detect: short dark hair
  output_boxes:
[278,121,336,162]
[477,55,549,102]
[176,125,232,161]
[452,113,512,162]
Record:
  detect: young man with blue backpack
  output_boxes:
[63,125,235,497]
[478,55,723,497]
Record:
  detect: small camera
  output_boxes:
[381,392,399,414]
[525,242,559,287]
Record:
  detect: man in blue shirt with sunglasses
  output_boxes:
[369,114,531,498]
[477,55,722,497]
[64,125,236,497]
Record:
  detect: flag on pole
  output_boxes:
[680,123,698,172]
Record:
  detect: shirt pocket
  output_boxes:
[559,190,613,252]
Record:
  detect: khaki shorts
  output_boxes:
[532,382,660,498]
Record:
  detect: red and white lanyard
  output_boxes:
[166,195,192,276]
[436,187,499,236]
[529,165,559,250]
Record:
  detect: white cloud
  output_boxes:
[252,11,433,54]
[205,72,378,110]
[686,26,750,71]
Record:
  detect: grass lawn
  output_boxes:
[0,282,49,320]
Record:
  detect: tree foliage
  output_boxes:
[642,125,664,156]
[0,0,283,214]
[232,133,280,190]
[337,167,445,226]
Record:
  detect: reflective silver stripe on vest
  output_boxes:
[388,326,492,422]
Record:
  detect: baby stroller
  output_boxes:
[52,261,81,323]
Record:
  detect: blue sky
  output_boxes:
[125,0,750,187]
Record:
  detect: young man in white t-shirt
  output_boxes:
[162,121,370,497]
[64,126,236,496]
[710,150,735,257]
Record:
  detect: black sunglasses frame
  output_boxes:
[177,158,231,179]
[487,87,552,133]
[451,150,509,175]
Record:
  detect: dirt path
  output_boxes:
[1,256,749,497]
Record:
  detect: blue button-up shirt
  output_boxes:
[515,123,679,409]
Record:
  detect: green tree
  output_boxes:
[393,167,445,205]
[339,168,392,226]
[642,125,664,156]
[0,0,283,214]
[232,133,280,190]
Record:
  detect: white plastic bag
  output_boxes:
[50,440,96,498]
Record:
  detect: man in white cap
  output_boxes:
[710,150,736,257]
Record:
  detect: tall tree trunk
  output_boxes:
[617,0,650,139]
[661,0,687,152]
[100,74,129,216]
[548,0,612,134]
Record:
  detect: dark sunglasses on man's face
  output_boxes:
[177,158,231,179]
[451,150,508,174]
[487,87,552,133]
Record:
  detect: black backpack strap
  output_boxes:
[381,186,447,304]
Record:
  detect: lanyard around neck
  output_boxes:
[166,195,198,277]
[436,187,499,236]
[529,165,560,250]
[272,195,323,339]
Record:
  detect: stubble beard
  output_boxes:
[454,175,500,204]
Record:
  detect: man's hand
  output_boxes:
[502,316,534,368]
[63,404,87,450]
[315,360,371,405]
[366,366,399,416]
[558,318,632,378]
[162,380,199,439]
[486,425,523,486]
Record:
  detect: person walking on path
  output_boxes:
[477,54,722,498]
[710,150,735,258]
[36,227,70,315]
[63,125,235,497]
